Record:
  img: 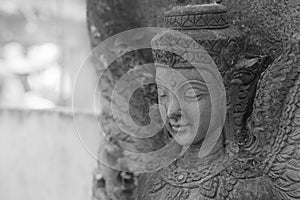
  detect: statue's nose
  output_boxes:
[167,96,181,121]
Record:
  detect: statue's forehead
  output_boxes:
[155,66,205,89]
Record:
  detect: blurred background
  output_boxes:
[0,0,94,109]
[0,0,100,200]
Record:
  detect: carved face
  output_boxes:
[156,67,211,146]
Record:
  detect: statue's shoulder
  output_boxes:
[137,156,284,200]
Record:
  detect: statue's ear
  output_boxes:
[199,126,224,158]
[223,53,271,150]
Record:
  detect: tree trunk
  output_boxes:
[86,0,173,199]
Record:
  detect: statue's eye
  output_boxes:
[185,88,206,100]
[158,88,167,99]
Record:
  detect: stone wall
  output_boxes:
[0,108,100,200]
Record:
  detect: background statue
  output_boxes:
[137,3,300,200]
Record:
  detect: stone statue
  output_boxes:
[136,3,300,200]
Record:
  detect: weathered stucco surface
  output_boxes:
[224,0,300,58]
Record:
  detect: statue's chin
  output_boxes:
[173,130,194,147]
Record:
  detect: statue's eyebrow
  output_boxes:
[156,79,172,92]
[178,80,208,90]
[155,78,167,87]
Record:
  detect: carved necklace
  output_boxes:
[159,146,229,188]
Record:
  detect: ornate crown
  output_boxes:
[151,3,244,77]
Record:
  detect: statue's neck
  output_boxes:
[176,135,224,170]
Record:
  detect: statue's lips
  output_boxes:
[169,123,189,133]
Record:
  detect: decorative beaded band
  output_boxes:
[165,4,229,30]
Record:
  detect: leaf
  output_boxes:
[290,129,300,141]
[271,163,285,173]
[295,148,300,159]
[281,145,295,156]
[285,171,300,182]
[276,178,294,188]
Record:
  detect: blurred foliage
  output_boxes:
[0,0,90,109]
